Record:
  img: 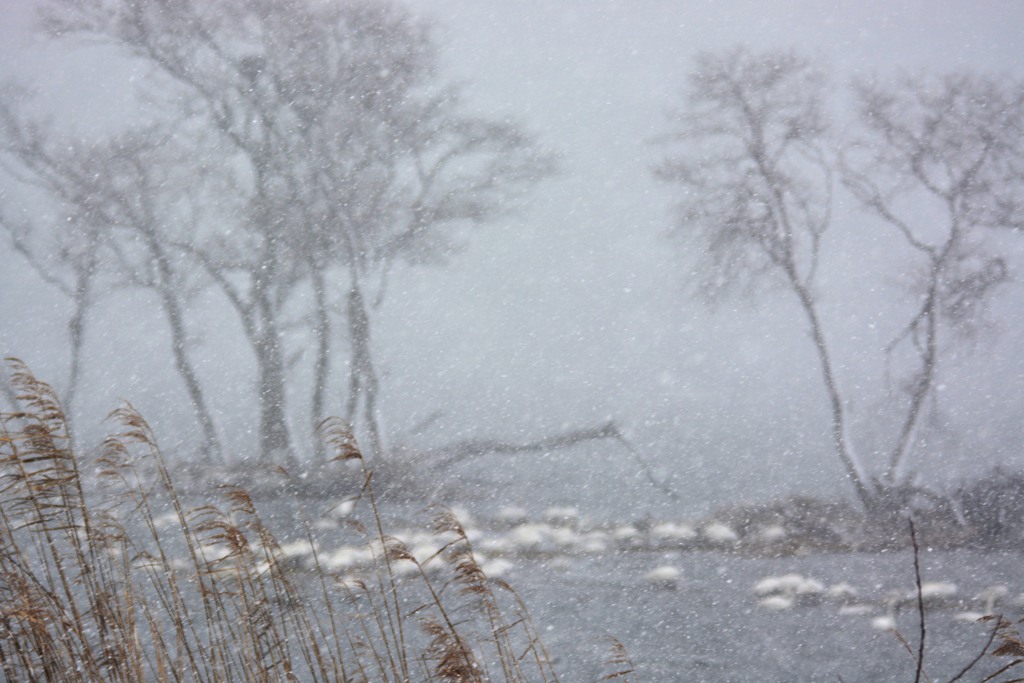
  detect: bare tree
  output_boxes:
[307,91,555,458]
[0,107,225,460]
[842,71,1024,487]
[656,48,1023,510]
[36,0,552,462]
[0,212,98,425]
[655,47,875,508]
[0,97,109,428]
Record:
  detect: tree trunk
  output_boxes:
[63,241,101,440]
[252,245,293,464]
[157,278,223,462]
[122,201,225,461]
[310,265,330,458]
[885,280,939,486]
[64,266,92,428]
[345,276,383,459]
[162,292,223,461]
[790,276,876,509]
[254,317,292,463]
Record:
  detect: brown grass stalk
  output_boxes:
[0,361,578,682]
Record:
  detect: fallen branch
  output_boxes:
[427,420,679,502]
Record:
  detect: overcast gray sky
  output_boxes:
[1,1,1023,516]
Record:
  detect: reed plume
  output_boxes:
[0,360,582,682]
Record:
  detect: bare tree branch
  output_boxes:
[844,71,1022,485]
[656,47,874,508]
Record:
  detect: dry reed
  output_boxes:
[0,359,611,682]
[4,359,1020,681]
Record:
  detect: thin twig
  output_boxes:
[946,616,1001,683]
[910,517,927,683]
[978,659,1024,683]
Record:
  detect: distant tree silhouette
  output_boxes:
[656,47,1023,510]
[2,0,553,462]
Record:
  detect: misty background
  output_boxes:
[1,0,1023,519]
